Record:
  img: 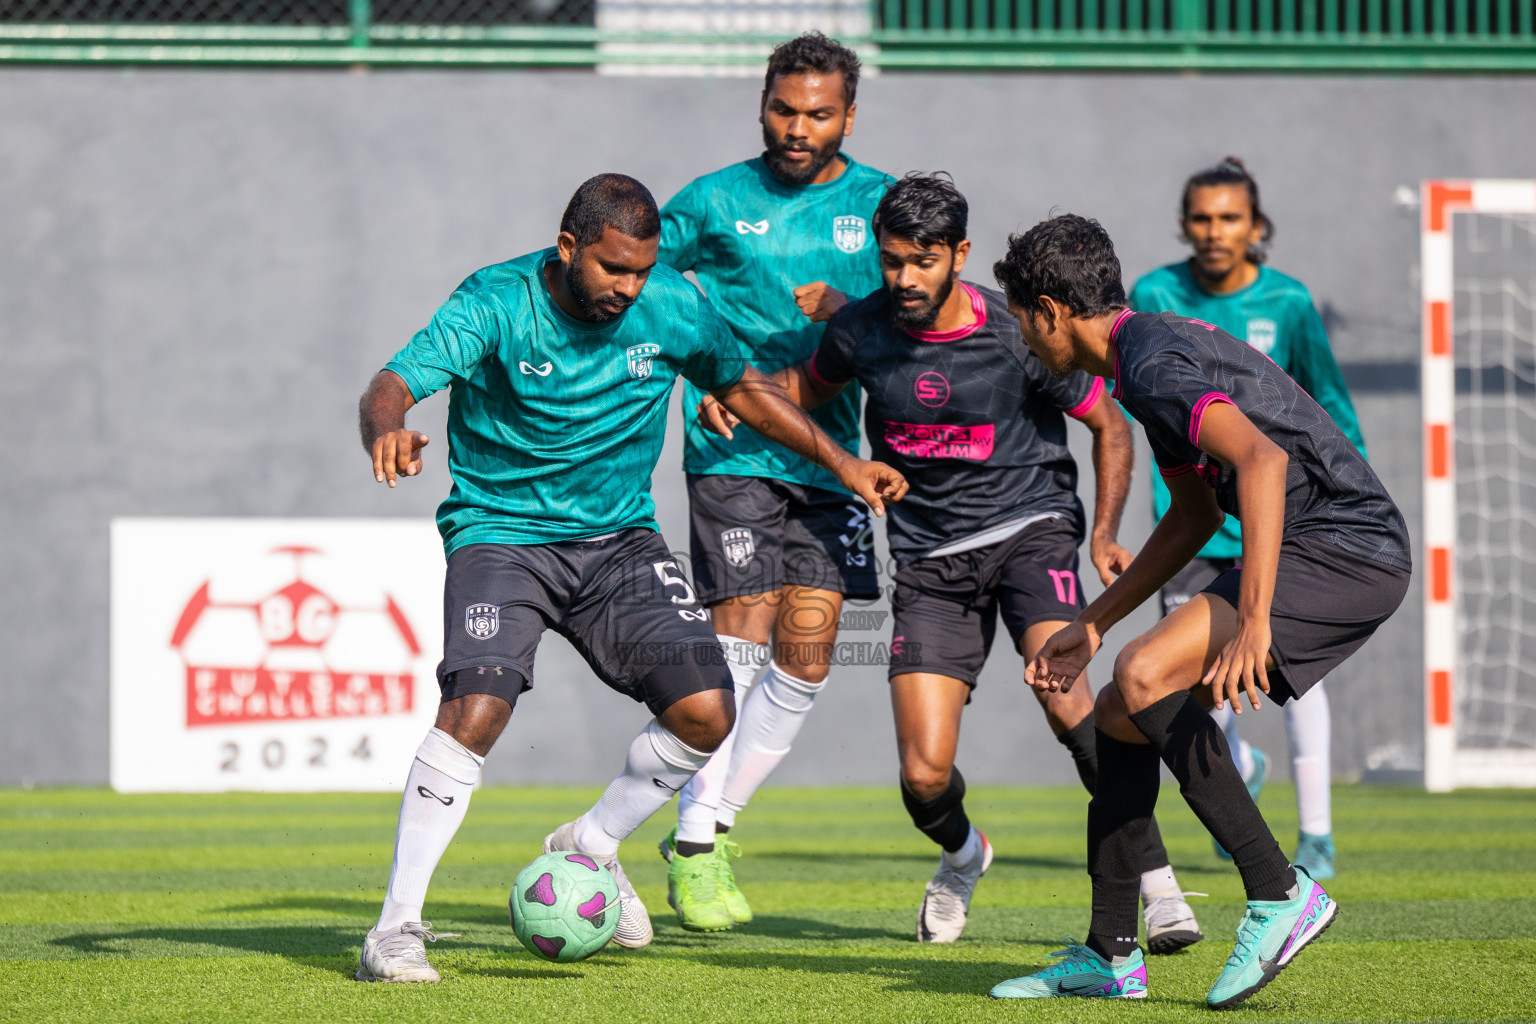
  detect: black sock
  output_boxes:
[1086,731,1161,960]
[1129,691,1295,901]
[1060,718,1175,878]
[900,767,972,853]
[676,840,714,857]
[715,822,730,835]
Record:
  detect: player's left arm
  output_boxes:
[1074,388,1136,585]
[1291,300,1368,457]
[711,366,907,516]
[1192,400,1289,713]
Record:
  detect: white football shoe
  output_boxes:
[917,827,994,943]
[1143,886,1205,954]
[355,921,459,983]
[543,820,654,949]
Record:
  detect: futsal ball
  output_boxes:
[509,851,621,962]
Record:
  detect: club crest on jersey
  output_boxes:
[832,215,867,254]
[626,343,661,380]
[1246,317,1278,355]
[465,603,499,640]
[721,528,756,567]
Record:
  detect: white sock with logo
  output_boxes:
[377,727,484,933]
[676,636,769,845]
[717,661,825,826]
[575,719,712,859]
[1286,683,1333,836]
[1207,702,1256,780]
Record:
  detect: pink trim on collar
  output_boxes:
[1108,309,1133,401]
[1110,308,1135,339]
[902,282,986,342]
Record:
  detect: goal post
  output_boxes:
[1422,179,1536,792]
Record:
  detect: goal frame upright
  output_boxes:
[1421,179,1536,793]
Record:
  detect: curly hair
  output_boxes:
[1181,156,1274,264]
[993,214,1126,325]
[765,31,861,105]
[873,172,967,250]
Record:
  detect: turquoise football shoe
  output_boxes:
[1214,748,1269,861]
[1294,832,1336,880]
[990,940,1147,1000]
[1206,866,1338,1009]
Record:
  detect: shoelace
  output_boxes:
[711,839,743,893]
[379,922,459,964]
[1042,938,1095,977]
[1226,908,1273,967]
[1145,889,1207,924]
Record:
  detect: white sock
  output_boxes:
[1208,701,1255,780]
[1286,682,1333,835]
[377,727,484,932]
[676,636,768,845]
[574,719,711,858]
[717,661,824,825]
[943,826,983,870]
[1140,864,1178,897]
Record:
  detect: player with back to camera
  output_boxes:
[987,215,1410,1008]
[1130,157,1365,879]
[351,173,906,983]
[699,174,1204,949]
[652,32,896,931]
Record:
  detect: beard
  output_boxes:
[890,273,955,333]
[762,123,844,186]
[566,250,634,323]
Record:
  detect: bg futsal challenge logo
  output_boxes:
[170,546,419,728]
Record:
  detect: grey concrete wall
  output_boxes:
[3,68,1533,786]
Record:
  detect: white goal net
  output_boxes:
[1423,181,1536,790]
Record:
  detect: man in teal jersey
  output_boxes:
[352,173,905,982]
[1130,158,1365,880]
[652,32,896,931]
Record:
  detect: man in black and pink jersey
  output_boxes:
[698,175,1203,950]
[987,214,1410,1009]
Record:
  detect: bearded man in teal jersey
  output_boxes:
[352,173,905,983]
[652,32,896,931]
[1130,158,1366,880]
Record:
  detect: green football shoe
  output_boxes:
[712,838,753,924]
[666,849,734,932]
[1215,748,1268,861]
[1206,866,1338,1009]
[990,939,1148,999]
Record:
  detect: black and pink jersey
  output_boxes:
[812,282,1102,564]
[1111,310,1410,571]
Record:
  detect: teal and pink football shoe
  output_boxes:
[1206,865,1338,1009]
[989,939,1147,1000]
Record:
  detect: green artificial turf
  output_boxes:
[3,784,1534,1023]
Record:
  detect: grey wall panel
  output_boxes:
[2,68,1532,785]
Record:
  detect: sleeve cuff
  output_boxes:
[808,350,851,388]
[1188,392,1235,445]
[1066,377,1106,420]
[383,361,433,403]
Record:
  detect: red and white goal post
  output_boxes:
[1422,179,1536,792]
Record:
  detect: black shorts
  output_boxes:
[888,516,1087,686]
[1202,533,1411,704]
[687,472,880,604]
[1160,556,1237,618]
[437,529,730,716]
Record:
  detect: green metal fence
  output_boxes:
[1,0,1533,70]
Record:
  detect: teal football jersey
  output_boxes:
[660,156,893,492]
[384,247,747,553]
[1129,261,1366,559]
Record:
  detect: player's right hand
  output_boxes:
[837,458,907,518]
[792,281,849,323]
[372,429,430,487]
[696,394,741,439]
[1025,620,1100,694]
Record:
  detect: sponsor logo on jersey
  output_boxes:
[884,421,996,462]
[735,219,770,235]
[914,371,950,408]
[465,603,499,639]
[832,215,867,253]
[626,343,661,380]
[1246,317,1278,354]
[721,527,755,567]
[519,360,553,376]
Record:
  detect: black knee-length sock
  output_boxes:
[1086,731,1162,959]
[1060,717,1176,877]
[1129,691,1295,901]
[901,767,972,853]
